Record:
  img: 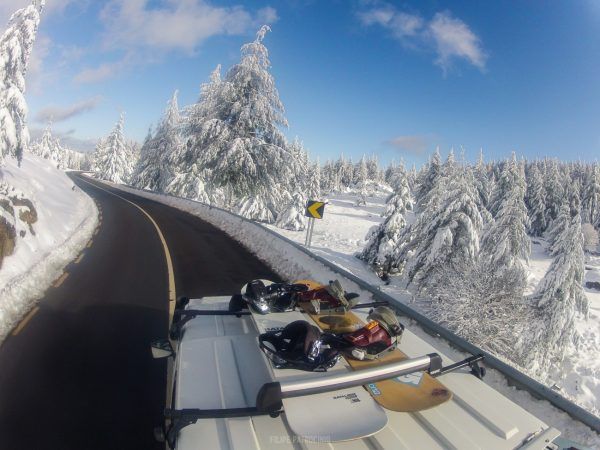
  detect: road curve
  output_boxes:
[0,174,280,450]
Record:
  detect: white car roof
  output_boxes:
[173,297,559,450]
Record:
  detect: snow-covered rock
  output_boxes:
[0,153,97,341]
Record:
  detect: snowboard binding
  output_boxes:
[324,306,405,361]
[296,280,360,314]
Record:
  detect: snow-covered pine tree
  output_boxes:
[473,149,492,210]
[399,161,483,287]
[29,123,57,160]
[366,154,380,183]
[547,201,571,250]
[320,159,335,194]
[287,137,309,196]
[131,90,181,192]
[342,156,354,189]
[544,159,565,223]
[198,26,293,222]
[0,0,44,166]
[354,155,368,189]
[354,155,368,205]
[408,164,417,192]
[582,164,600,228]
[527,163,547,236]
[93,114,135,184]
[567,177,581,218]
[358,166,412,275]
[275,191,307,231]
[481,152,530,273]
[139,126,153,160]
[166,65,223,203]
[527,211,587,373]
[415,147,442,208]
[307,160,321,201]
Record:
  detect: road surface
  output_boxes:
[0,174,280,449]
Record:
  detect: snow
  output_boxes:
[0,153,98,341]
[102,180,599,446]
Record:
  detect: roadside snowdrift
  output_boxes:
[0,153,98,341]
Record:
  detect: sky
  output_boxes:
[2,0,600,167]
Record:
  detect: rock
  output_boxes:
[586,281,600,291]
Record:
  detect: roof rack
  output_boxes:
[161,353,444,448]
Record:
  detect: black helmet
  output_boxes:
[242,280,307,314]
[242,279,272,314]
[259,320,340,372]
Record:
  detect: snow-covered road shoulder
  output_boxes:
[0,154,98,341]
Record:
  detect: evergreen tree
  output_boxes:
[473,149,491,210]
[167,65,222,203]
[358,167,412,274]
[415,147,442,208]
[287,137,309,197]
[0,0,44,166]
[399,164,483,286]
[527,163,547,236]
[307,160,321,200]
[481,153,530,273]
[366,154,380,183]
[354,155,368,189]
[275,191,307,231]
[198,26,293,222]
[582,164,600,227]
[544,159,565,223]
[528,212,587,373]
[547,201,571,250]
[131,90,181,192]
[93,114,135,184]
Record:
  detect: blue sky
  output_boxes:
[2,0,600,167]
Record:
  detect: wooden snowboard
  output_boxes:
[294,280,452,412]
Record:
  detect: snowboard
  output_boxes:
[245,283,388,442]
[294,279,453,412]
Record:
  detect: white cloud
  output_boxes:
[359,7,423,39]
[0,0,76,26]
[30,127,98,152]
[428,12,487,73]
[385,135,428,154]
[74,60,130,84]
[35,96,103,123]
[74,0,278,84]
[99,0,278,54]
[358,5,487,73]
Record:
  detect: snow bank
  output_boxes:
[0,154,98,341]
[101,181,599,447]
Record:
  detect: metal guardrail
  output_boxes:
[96,177,600,434]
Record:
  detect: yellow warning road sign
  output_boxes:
[305,200,325,219]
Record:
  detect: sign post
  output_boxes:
[304,200,325,248]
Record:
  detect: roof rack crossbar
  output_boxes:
[257,353,442,412]
[169,309,251,340]
[163,407,281,449]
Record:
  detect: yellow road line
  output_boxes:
[78,176,177,314]
[12,306,40,336]
[86,239,93,248]
[74,254,84,264]
[78,175,178,410]
[53,272,69,288]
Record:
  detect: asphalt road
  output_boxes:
[0,174,280,449]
